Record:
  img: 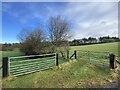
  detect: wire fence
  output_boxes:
[1,50,119,77]
[69,50,110,67]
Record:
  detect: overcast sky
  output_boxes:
[2,2,118,43]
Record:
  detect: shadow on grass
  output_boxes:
[94,64,111,75]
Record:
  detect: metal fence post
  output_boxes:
[2,57,9,78]
[56,53,59,66]
[109,53,115,69]
[74,50,77,60]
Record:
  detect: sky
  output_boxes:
[2,2,118,43]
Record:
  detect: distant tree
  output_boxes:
[2,43,14,51]
[71,39,80,46]
[98,36,119,43]
[92,38,97,43]
[48,15,71,59]
[18,27,45,55]
[99,37,103,43]
[82,38,88,44]
[88,37,97,43]
[69,36,119,46]
[88,37,92,43]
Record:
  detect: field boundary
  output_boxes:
[1,50,119,78]
[69,50,117,70]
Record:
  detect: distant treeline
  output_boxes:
[0,43,19,51]
[69,36,120,46]
[0,36,119,51]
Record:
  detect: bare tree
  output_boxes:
[48,15,71,59]
[18,27,45,55]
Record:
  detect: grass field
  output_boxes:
[0,42,119,58]
[1,48,24,57]
[2,42,120,88]
[70,42,119,55]
[0,48,24,66]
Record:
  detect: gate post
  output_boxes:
[109,54,115,69]
[56,53,59,66]
[67,50,69,61]
[74,50,77,60]
[2,57,9,78]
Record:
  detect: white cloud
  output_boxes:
[2,2,118,40]
[62,2,118,39]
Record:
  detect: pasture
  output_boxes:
[1,42,119,58]
[2,42,120,88]
[0,48,24,66]
[1,48,24,57]
[70,42,119,55]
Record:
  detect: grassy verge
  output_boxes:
[3,59,120,88]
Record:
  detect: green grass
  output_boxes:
[3,59,119,88]
[1,42,118,58]
[0,48,24,66]
[0,42,118,59]
[70,42,118,55]
[1,48,24,57]
[2,42,120,88]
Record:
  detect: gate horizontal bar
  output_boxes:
[10,64,54,73]
[9,53,56,59]
[10,57,55,63]
[11,66,54,76]
[10,61,54,70]
[10,59,54,68]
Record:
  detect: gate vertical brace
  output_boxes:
[2,57,9,78]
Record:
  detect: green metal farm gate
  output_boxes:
[2,53,58,77]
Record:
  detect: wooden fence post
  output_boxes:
[109,54,115,69]
[2,57,9,78]
[56,53,59,66]
[74,50,77,59]
[67,50,69,61]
